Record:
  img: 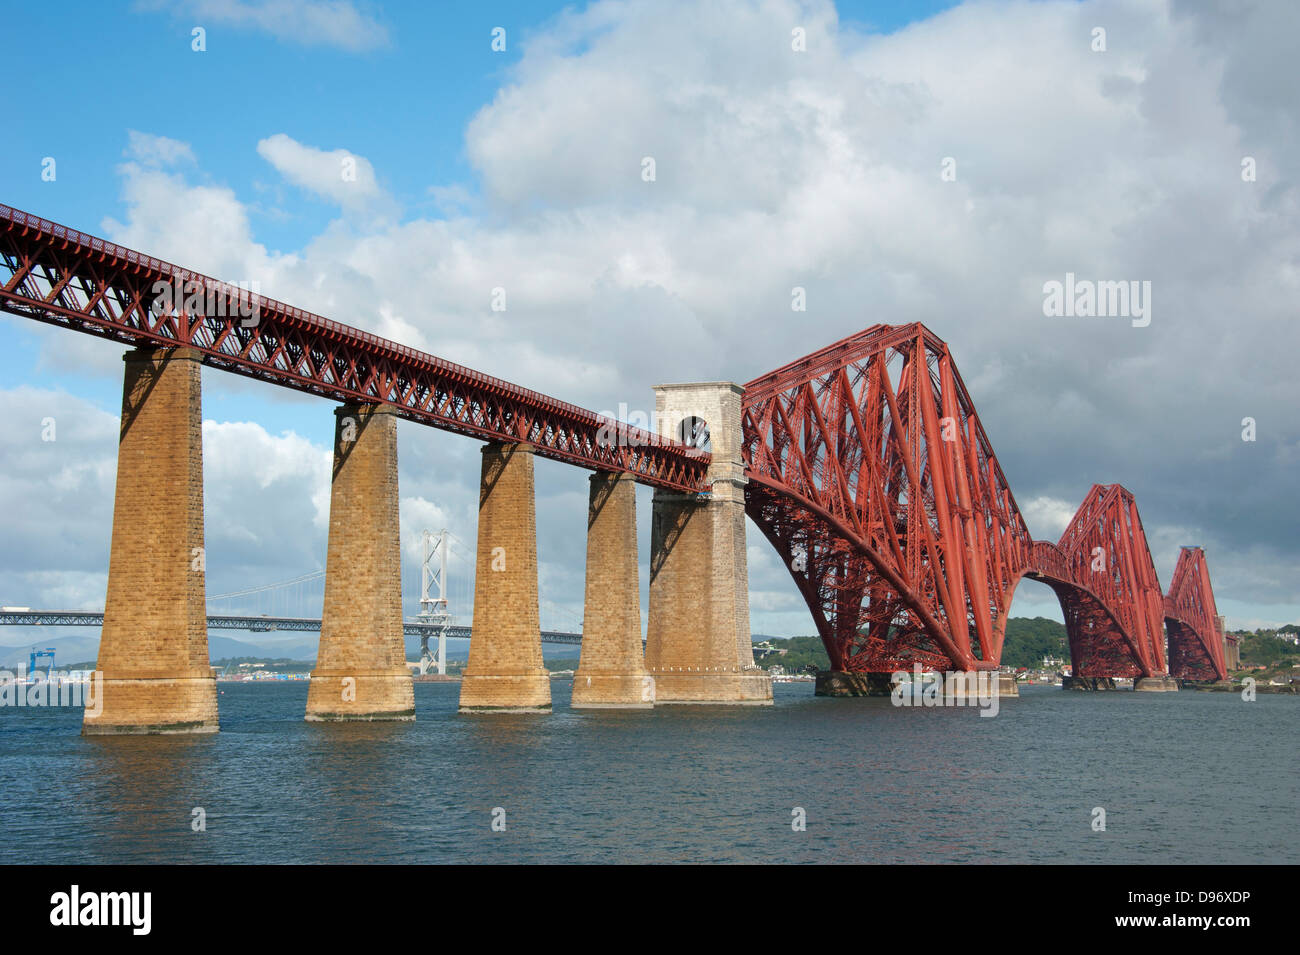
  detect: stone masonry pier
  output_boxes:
[459,442,551,712]
[645,383,772,705]
[306,404,414,721]
[573,472,653,708]
[84,346,219,735]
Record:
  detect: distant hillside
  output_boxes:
[752,617,1070,671]
[753,635,829,671]
[999,617,1069,668]
[1235,630,1300,668]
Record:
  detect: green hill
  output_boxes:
[754,617,1071,671]
[1235,630,1300,668]
[753,635,829,671]
[1000,616,1070,668]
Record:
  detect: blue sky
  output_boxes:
[2,0,1296,663]
[2,0,962,247]
[1,0,962,436]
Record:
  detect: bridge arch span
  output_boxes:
[1163,547,1228,681]
[740,324,1225,680]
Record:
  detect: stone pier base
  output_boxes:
[573,473,653,709]
[943,671,1019,699]
[1135,674,1180,692]
[1063,676,1119,691]
[84,347,218,736]
[459,443,551,713]
[815,670,1018,699]
[651,669,773,705]
[644,489,773,706]
[458,673,552,713]
[306,404,414,722]
[572,674,654,708]
[82,678,219,735]
[1179,679,1235,691]
[644,382,772,706]
[815,671,895,696]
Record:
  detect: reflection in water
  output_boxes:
[82,735,217,860]
[0,682,1294,863]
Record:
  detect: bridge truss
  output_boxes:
[0,204,707,492]
[0,204,1227,680]
[741,324,1227,681]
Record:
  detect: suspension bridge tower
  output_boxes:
[417,529,454,676]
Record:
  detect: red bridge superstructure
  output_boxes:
[741,324,1228,682]
[1163,547,1228,681]
[0,204,708,492]
[0,205,1229,723]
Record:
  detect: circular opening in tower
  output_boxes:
[676,416,711,452]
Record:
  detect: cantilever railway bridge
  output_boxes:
[0,202,1227,686]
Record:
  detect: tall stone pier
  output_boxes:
[84,346,218,735]
[306,404,414,721]
[459,442,551,713]
[573,472,653,708]
[645,383,772,705]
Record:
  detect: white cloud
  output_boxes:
[400,497,454,565]
[0,387,118,611]
[125,130,196,167]
[1019,495,1079,540]
[101,162,288,284]
[202,420,331,528]
[138,0,390,52]
[256,133,387,213]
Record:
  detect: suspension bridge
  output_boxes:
[0,530,588,670]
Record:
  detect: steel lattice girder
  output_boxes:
[1050,483,1168,677]
[2,202,1229,677]
[742,324,1034,672]
[0,204,709,492]
[741,324,1225,679]
[1164,547,1228,681]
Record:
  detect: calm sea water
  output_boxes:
[0,682,1294,864]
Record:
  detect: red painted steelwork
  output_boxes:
[741,324,1225,679]
[1164,547,1228,681]
[0,204,709,492]
[0,204,1229,678]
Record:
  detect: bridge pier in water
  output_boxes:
[815,670,1018,698]
[573,472,653,708]
[458,443,551,713]
[84,346,218,735]
[645,383,772,705]
[953,672,1019,698]
[1062,676,1119,691]
[305,404,414,721]
[1134,675,1179,692]
[815,672,895,696]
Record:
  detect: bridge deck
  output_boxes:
[0,203,709,492]
[0,610,584,646]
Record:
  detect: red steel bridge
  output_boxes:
[742,326,1227,681]
[0,203,1227,682]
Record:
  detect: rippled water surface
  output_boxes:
[0,682,1294,863]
